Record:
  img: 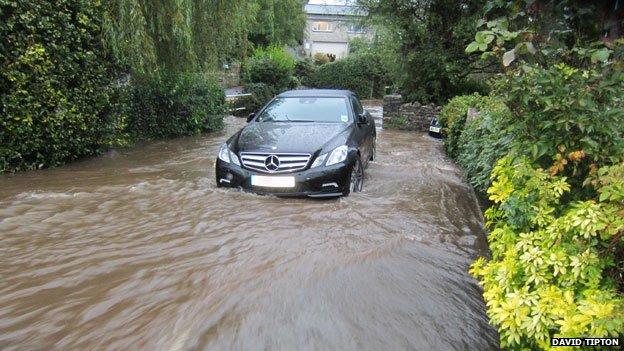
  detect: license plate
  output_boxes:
[251,175,295,188]
[429,126,441,133]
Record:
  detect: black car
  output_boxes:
[215,89,376,197]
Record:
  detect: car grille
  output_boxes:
[239,152,311,173]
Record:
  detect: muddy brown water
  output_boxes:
[0,104,499,350]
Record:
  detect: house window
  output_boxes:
[348,24,366,34]
[312,21,333,32]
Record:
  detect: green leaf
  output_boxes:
[590,49,611,63]
[466,42,480,53]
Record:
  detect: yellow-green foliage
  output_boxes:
[471,157,624,350]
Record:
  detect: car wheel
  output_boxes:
[370,138,376,161]
[346,156,364,195]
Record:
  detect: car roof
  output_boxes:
[276,89,356,98]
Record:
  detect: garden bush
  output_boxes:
[494,63,624,187]
[241,83,276,114]
[455,110,513,195]
[294,58,316,86]
[241,45,296,92]
[128,73,225,139]
[306,53,390,99]
[0,0,125,172]
[441,94,506,160]
[471,157,624,349]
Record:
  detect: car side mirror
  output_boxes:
[246,112,255,123]
[357,113,368,125]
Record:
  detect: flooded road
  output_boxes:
[0,103,499,350]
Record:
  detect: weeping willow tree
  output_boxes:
[248,0,307,48]
[103,0,255,74]
[102,0,305,75]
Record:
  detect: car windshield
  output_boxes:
[256,97,350,123]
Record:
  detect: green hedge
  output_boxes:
[306,53,390,99]
[455,110,513,194]
[444,62,624,349]
[439,93,510,194]
[439,93,506,160]
[294,58,316,85]
[128,73,225,139]
[241,45,296,92]
[240,83,276,115]
[0,0,124,172]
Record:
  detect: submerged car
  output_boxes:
[215,89,376,197]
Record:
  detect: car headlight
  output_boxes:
[325,145,348,166]
[310,153,327,168]
[218,143,241,166]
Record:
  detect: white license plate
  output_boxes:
[429,126,441,133]
[251,175,295,188]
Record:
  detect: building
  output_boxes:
[302,3,368,60]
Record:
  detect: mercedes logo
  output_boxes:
[264,155,280,171]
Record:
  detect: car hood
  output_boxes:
[234,122,349,153]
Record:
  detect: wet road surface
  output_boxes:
[0,103,499,350]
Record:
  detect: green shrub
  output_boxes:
[241,82,276,114]
[348,37,371,55]
[494,63,624,185]
[441,94,506,159]
[307,53,390,99]
[294,58,316,85]
[442,93,511,194]
[455,110,513,195]
[0,0,125,172]
[439,93,484,128]
[128,73,225,139]
[242,45,296,92]
[471,157,624,349]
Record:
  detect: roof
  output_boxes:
[304,4,366,16]
[277,89,355,97]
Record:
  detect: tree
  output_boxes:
[248,0,307,48]
[104,0,258,74]
[357,0,495,103]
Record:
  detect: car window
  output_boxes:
[256,97,350,123]
[351,97,363,115]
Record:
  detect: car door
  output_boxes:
[350,96,373,165]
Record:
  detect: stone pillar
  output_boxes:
[382,94,402,128]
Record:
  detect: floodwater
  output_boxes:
[0,103,499,350]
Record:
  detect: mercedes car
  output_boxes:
[215,89,376,197]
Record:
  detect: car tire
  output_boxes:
[345,156,364,196]
[370,138,376,161]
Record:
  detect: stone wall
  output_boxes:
[382,94,441,131]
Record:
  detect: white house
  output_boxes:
[302,3,368,60]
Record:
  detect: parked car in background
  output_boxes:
[428,117,443,138]
[216,89,376,197]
